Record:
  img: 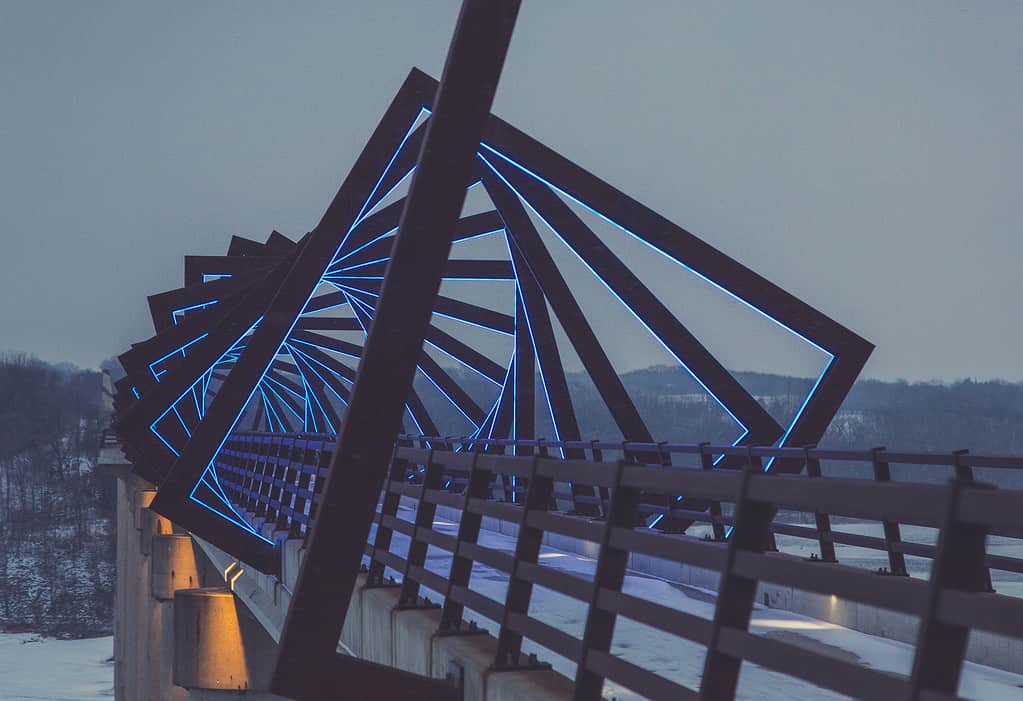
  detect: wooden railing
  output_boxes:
[214,431,1023,700]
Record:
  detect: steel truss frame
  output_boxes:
[111,11,871,691]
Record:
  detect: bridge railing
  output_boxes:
[214,430,1023,699]
[217,431,1023,579]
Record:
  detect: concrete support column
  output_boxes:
[140,508,174,700]
[113,476,131,700]
[114,479,155,701]
[132,491,157,700]
[149,534,198,701]
[173,587,284,699]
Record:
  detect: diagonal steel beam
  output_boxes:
[272,2,520,696]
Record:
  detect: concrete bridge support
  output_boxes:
[172,587,284,699]
[108,462,575,700]
[150,534,200,701]
[112,465,287,700]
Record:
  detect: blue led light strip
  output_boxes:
[478,145,835,468]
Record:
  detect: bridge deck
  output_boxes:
[370,502,1023,701]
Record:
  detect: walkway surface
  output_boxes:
[373,505,1023,701]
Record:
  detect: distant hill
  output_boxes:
[0,353,112,638]
[413,362,1023,488]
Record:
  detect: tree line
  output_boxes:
[0,353,113,638]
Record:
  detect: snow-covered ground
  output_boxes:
[373,505,1023,701]
[0,634,112,700]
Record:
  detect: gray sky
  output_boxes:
[1,1,1020,382]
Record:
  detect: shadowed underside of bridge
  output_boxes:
[106,2,1023,700]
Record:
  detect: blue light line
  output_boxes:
[334,256,391,273]
[203,465,234,506]
[339,288,429,442]
[192,465,273,544]
[149,318,261,443]
[452,228,505,244]
[479,143,831,355]
[761,357,834,472]
[339,107,430,254]
[304,298,352,315]
[500,225,566,459]
[262,380,305,423]
[339,288,482,431]
[285,344,353,406]
[171,300,218,325]
[352,164,417,233]
[259,384,292,429]
[284,344,336,434]
[422,338,502,387]
[327,273,513,283]
[172,405,192,438]
[419,366,480,430]
[329,227,399,269]
[191,384,201,420]
[148,333,210,381]
[478,152,748,434]
[263,373,306,402]
[479,145,837,464]
[288,336,361,361]
[431,311,515,337]
[258,387,279,432]
[152,428,181,457]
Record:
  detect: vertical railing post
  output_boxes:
[950,449,993,592]
[305,440,331,529]
[871,447,908,576]
[699,442,727,541]
[438,445,487,633]
[495,453,547,667]
[804,445,837,563]
[398,447,446,607]
[700,447,772,701]
[291,437,314,538]
[909,471,992,696]
[589,440,610,518]
[367,443,417,587]
[574,458,639,699]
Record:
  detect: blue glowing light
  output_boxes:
[148,333,210,381]
[171,300,218,325]
[477,145,836,463]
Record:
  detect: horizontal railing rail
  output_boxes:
[214,430,1023,699]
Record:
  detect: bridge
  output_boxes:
[102,2,1023,700]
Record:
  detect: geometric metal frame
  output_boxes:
[111,0,870,609]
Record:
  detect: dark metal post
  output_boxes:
[574,459,640,699]
[272,2,521,697]
[438,447,488,632]
[804,445,837,563]
[495,454,549,666]
[700,443,727,541]
[871,447,908,576]
[700,448,771,700]
[909,474,991,696]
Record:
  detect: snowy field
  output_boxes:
[0,634,112,700]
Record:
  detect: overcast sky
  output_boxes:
[1,2,1020,382]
